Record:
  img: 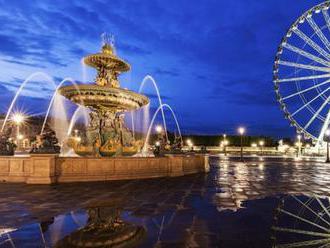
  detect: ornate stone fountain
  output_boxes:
[59,35,149,156]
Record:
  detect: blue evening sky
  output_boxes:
[0,0,324,137]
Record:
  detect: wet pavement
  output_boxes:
[0,156,330,247]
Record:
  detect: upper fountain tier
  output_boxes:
[59,39,149,113]
[84,43,130,88]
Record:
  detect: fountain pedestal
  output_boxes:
[26,154,57,184]
[0,154,208,184]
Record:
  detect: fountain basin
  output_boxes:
[0,154,209,184]
[58,84,149,112]
[84,52,130,72]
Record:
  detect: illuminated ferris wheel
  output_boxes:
[274,1,330,145]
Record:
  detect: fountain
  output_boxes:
[0,34,208,184]
[59,35,149,157]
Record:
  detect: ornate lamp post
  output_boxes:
[238,127,245,161]
[325,129,330,163]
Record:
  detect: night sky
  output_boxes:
[0,0,325,137]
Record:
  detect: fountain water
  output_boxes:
[67,106,89,136]
[130,111,135,140]
[51,93,70,145]
[81,58,88,83]
[143,103,150,136]
[40,77,81,135]
[1,72,55,133]
[139,75,168,141]
[142,103,182,153]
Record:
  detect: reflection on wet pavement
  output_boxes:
[1,156,330,247]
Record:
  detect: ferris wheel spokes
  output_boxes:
[291,195,330,227]
[280,208,330,232]
[276,238,330,248]
[293,28,330,61]
[303,94,330,130]
[292,85,330,117]
[315,197,330,218]
[282,78,330,101]
[317,108,330,145]
[276,73,330,83]
[272,195,330,247]
[273,226,330,239]
[278,60,330,73]
[322,9,330,32]
[306,16,330,52]
[283,43,330,67]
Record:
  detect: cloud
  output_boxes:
[154,68,179,77]
[0,0,323,136]
[144,93,171,101]
[2,59,47,68]
[117,42,151,55]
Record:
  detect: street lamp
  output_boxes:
[186,139,193,151]
[238,127,245,161]
[11,112,26,151]
[222,134,228,156]
[155,125,163,134]
[259,140,264,156]
[325,129,330,163]
[224,140,229,156]
[296,134,302,158]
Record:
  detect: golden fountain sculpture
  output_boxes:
[59,35,149,156]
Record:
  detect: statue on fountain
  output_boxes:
[153,128,168,156]
[30,130,60,154]
[59,34,149,157]
[171,133,183,153]
[0,128,16,156]
[0,136,16,156]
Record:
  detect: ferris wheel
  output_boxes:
[272,195,330,247]
[274,1,330,145]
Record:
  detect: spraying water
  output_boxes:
[143,103,150,136]
[1,72,55,133]
[51,93,70,145]
[81,58,88,83]
[142,103,182,153]
[139,75,168,141]
[40,77,81,135]
[67,105,89,136]
[130,111,135,140]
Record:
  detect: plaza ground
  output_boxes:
[0,156,330,247]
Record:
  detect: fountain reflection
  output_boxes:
[55,199,145,248]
